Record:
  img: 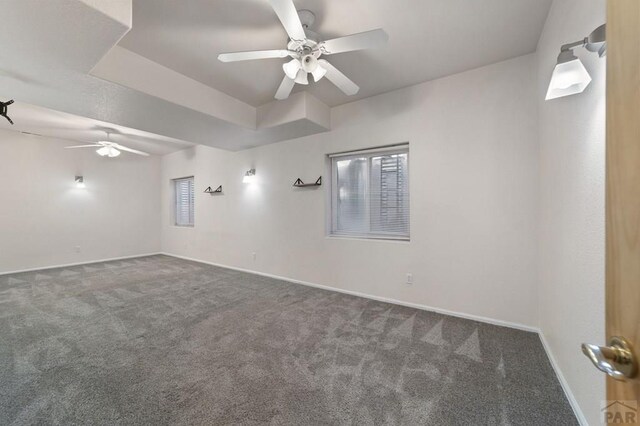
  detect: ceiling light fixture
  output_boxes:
[301,54,317,73]
[243,168,256,184]
[283,59,301,80]
[96,145,121,157]
[546,24,606,101]
[294,69,308,85]
[301,54,327,82]
[311,65,327,82]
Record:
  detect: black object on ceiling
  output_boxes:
[1,100,14,125]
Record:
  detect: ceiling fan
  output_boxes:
[217,0,388,100]
[64,133,150,158]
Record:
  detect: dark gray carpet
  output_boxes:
[0,255,577,425]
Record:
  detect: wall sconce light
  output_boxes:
[243,168,256,184]
[546,24,606,101]
[75,175,85,188]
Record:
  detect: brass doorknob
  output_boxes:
[582,336,638,381]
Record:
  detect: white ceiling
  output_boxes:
[0,0,553,152]
[0,0,334,151]
[0,101,194,156]
[120,0,553,107]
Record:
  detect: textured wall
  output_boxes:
[0,129,161,272]
[161,54,540,329]
[537,0,606,423]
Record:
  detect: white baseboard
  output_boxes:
[160,252,539,333]
[539,332,587,425]
[0,252,163,276]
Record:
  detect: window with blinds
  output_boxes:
[330,145,409,240]
[173,177,194,227]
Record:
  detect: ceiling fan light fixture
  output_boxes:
[96,146,121,158]
[294,69,309,85]
[283,59,301,79]
[311,65,327,82]
[301,54,318,73]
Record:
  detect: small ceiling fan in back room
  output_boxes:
[64,132,150,158]
[217,0,388,100]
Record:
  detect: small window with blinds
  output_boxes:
[173,177,195,227]
[330,145,409,240]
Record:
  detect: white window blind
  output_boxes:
[174,177,194,227]
[331,145,409,240]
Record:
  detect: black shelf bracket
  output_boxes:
[293,176,322,187]
[204,185,223,194]
[1,99,14,125]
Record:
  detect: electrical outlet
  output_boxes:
[74,246,81,253]
[406,273,413,285]
[252,252,257,261]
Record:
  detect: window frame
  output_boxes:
[173,176,195,228]
[329,144,410,241]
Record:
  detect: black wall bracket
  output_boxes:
[293,176,322,187]
[1,100,14,125]
[204,185,223,194]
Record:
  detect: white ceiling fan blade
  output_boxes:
[113,144,150,156]
[218,49,292,62]
[318,60,359,96]
[320,29,388,54]
[275,76,295,100]
[64,144,101,149]
[268,0,306,41]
